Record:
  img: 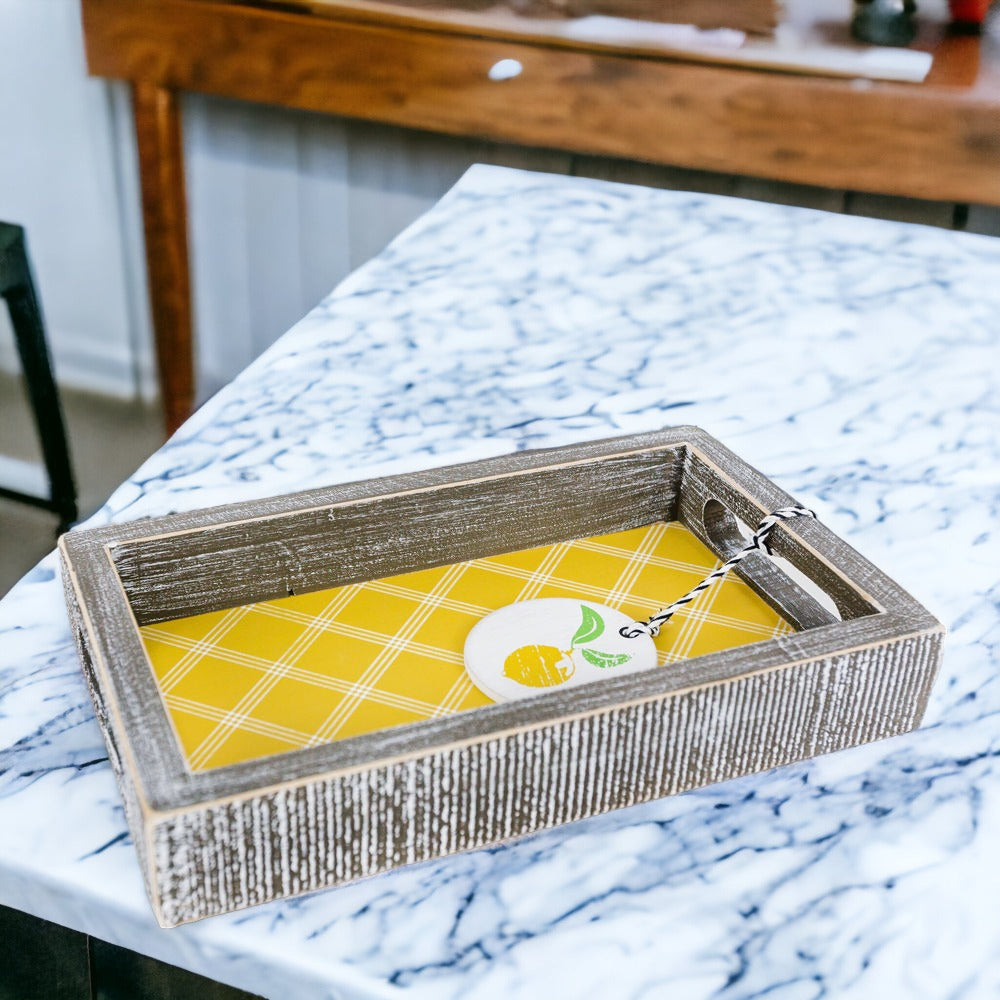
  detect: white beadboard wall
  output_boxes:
[182,96,575,399]
[0,0,148,398]
[1,0,998,402]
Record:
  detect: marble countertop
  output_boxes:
[2,165,999,999]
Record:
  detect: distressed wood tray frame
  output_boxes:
[59,426,943,926]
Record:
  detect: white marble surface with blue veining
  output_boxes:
[2,165,999,999]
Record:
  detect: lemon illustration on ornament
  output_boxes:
[464,598,657,703]
[502,605,631,689]
[503,644,575,688]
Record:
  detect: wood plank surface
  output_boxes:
[110,449,683,624]
[85,0,1000,205]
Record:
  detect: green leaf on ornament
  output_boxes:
[580,648,632,669]
[572,605,605,646]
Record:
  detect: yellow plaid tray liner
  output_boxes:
[140,521,793,772]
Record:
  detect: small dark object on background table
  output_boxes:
[852,0,918,45]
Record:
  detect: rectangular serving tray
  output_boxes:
[59,426,944,926]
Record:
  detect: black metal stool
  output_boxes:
[0,223,77,534]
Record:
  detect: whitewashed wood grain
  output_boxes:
[59,427,943,926]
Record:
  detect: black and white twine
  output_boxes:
[620,506,817,639]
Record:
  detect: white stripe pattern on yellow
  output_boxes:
[140,521,795,771]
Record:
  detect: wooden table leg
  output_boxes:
[132,81,194,435]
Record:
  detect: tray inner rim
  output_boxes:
[64,431,931,812]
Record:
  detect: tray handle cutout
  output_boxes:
[702,498,843,631]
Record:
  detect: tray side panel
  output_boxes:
[114,447,685,626]
[151,627,943,926]
[60,559,158,914]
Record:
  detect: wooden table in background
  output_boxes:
[80,0,1000,433]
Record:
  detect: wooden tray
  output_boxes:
[59,427,943,926]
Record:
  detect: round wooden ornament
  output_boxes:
[463,598,657,703]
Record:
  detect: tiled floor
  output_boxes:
[0,371,163,599]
